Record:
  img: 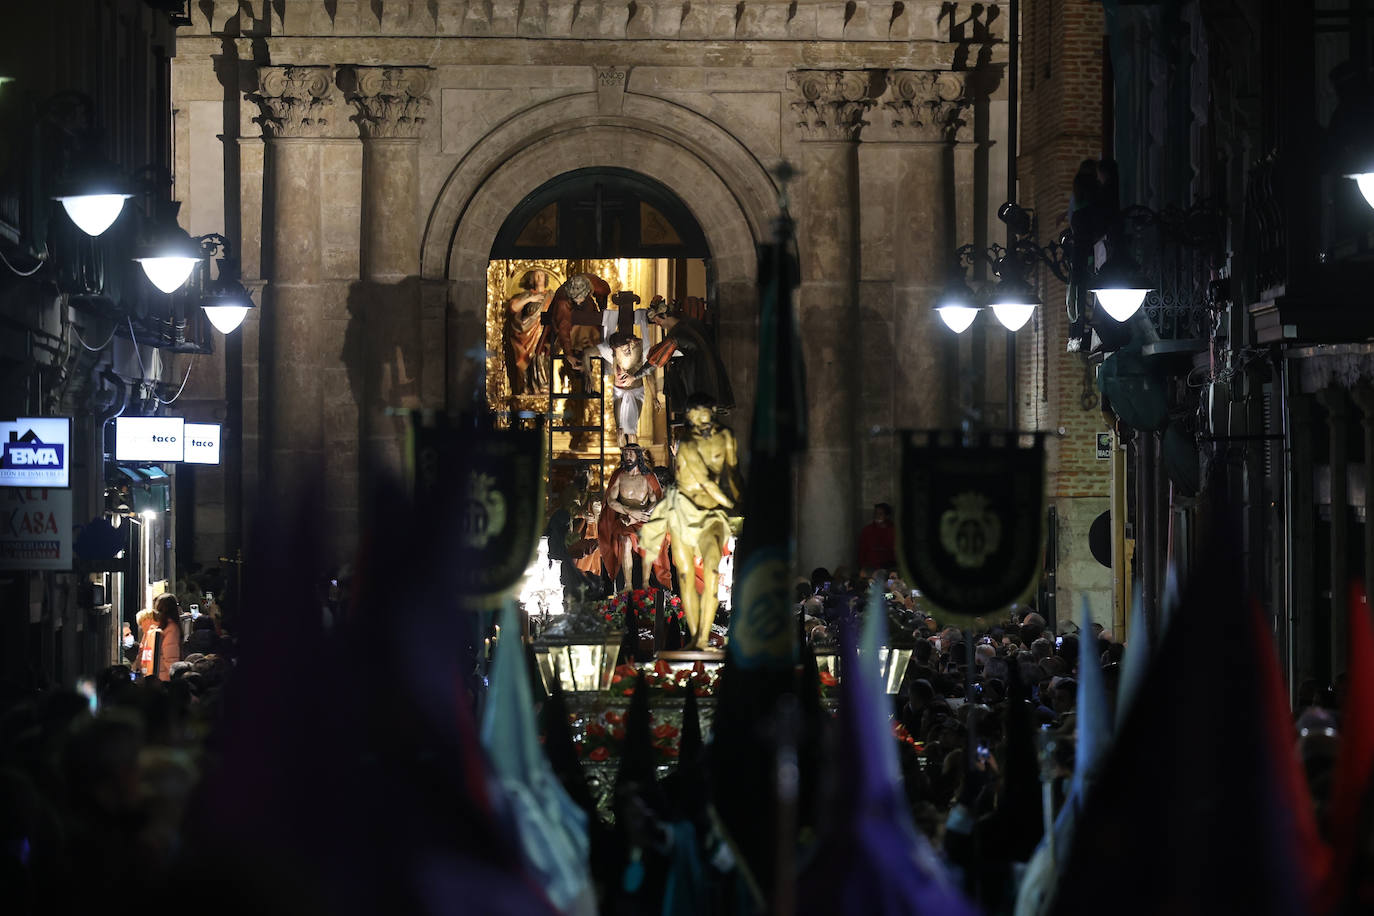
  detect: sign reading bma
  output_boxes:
[183,423,221,465]
[0,418,71,488]
[115,417,185,462]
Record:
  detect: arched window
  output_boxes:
[490,167,709,259]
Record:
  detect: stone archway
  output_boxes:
[420,92,779,433]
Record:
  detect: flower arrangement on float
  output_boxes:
[572,707,684,764]
[610,658,718,697]
[594,587,686,634]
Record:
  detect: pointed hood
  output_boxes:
[1071,596,1111,801]
[481,600,595,915]
[1115,581,1150,730]
[796,588,977,916]
[1050,513,1327,916]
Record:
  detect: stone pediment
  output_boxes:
[185,0,998,43]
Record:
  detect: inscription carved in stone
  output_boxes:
[253,66,336,138]
[339,66,433,139]
[788,70,886,142]
[883,70,971,142]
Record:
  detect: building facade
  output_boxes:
[173,1,1075,582]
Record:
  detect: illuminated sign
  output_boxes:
[0,418,71,488]
[115,417,185,462]
[183,423,221,465]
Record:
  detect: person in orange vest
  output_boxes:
[151,593,183,682]
[136,608,160,678]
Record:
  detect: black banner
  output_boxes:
[898,431,1046,626]
[412,415,545,608]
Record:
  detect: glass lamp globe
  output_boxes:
[990,302,1036,331]
[1348,173,1374,210]
[57,193,131,237]
[936,305,979,333]
[202,305,251,334]
[137,256,200,293]
[1093,287,1150,322]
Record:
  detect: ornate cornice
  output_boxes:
[883,70,971,142]
[789,70,886,142]
[338,66,433,140]
[252,66,336,139]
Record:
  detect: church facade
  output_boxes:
[169,0,1109,611]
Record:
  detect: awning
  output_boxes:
[114,465,170,486]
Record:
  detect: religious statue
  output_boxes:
[639,296,735,422]
[597,443,670,591]
[603,330,655,444]
[551,272,610,391]
[640,396,743,650]
[503,268,553,395]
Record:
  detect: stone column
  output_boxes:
[341,66,431,482]
[790,70,883,571]
[252,66,335,507]
[883,71,969,429]
[852,71,969,515]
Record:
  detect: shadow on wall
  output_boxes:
[342,275,424,508]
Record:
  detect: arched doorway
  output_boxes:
[486,167,717,491]
[419,95,778,437]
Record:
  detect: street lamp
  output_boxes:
[134,200,202,293]
[195,235,254,334]
[936,218,1068,336]
[56,187,132,237]
[27,91,134,237]
[934,267,980,333]
[988,259,1040,332]
[1089,253,1152,323]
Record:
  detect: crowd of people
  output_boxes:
[1,533,1366,915]
[0,601,236,913]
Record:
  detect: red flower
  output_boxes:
[589,746,610,762]
[653,724,680,740]
[623,688,635,696]
[653,659,672,676]
[605,711,624,725]
[586,723,606,737]
[674,669,692,681]
[692,661,706,676]
[819,671,838,687]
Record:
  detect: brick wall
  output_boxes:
[1018,0,1115,623]
[1018,0,1111,501]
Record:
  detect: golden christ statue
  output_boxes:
[640,396,743,650]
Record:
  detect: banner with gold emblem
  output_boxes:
[411,414,546,609]
[897,431,1046,626]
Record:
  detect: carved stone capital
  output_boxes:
[883,70,971,142]
[253,66,337,139]
[338,66,433,140]
[788,70,886,142]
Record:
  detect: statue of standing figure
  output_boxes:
[604,330,656,445]
[598,443,669,591]
[639,395,742,650]
[502,269,553,395]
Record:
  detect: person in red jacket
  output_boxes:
[857,502,897,572]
